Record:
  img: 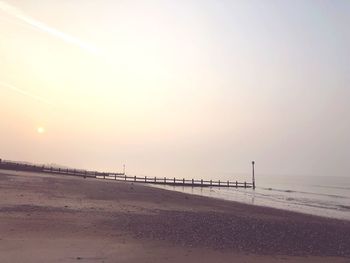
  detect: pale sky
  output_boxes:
[0,0,349,180]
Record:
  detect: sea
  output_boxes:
[151,175,350,221]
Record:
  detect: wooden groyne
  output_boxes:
[0,159,254,189]
[0,159,114,178]
[96,174,253,188]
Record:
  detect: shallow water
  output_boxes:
[151,175,350,221]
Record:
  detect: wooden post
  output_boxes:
[236,181,238,188]
[84,170,87,179]
[164,177,166,183]
[174,177,176,184]
[183,178,185,185]
[192,179,194,186]
[134,176,136,182]
[103,173,106,179]
[201,179,203,186]
[210,180,212,186]
[227,180,229,187]
[244,181,247,188]
[252,161,256,190]
[125,174,127,181]
[219,180,220,186]
[154,177,156,183]
[145,176,147,183]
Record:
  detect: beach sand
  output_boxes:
[0,170,349,263]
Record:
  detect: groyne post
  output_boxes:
[252,161,256,190]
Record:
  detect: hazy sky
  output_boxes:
[1,0,349,180]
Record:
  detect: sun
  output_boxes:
[37,127,45,134]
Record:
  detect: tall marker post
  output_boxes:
[252,161,255,190]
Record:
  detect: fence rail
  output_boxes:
[0,159,253,188]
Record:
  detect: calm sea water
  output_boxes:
[151,175,350,221]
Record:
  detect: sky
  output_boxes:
[0,0,349,180]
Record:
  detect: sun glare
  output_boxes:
[37,127,45,134]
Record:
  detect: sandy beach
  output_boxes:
[0,170,349,263]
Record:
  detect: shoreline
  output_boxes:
[150,183,350,221]
[1,169,350,262]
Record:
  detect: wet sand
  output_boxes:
[0,169,349,263]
